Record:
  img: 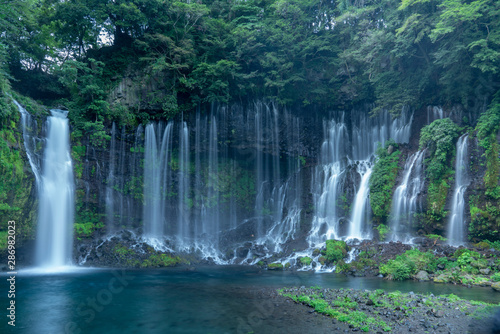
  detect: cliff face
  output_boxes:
[107,72,170,112]
[8,97,499,266]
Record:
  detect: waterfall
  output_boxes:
[15,101,42,184]
[137,102,303,259]
[105,122,116,233]
[348,162,373,240]
[198,114,220,250]
[311,108,413,243]
[252,102,283,241]
[265,111,302,252]
[447,134,470,246]
[143,122,173,238]
[309,118,348,245]
[389,150,425,242]
[117,125,127,228]
[177,122,190,248]
[427,106,445,124]
[35,109,75,268]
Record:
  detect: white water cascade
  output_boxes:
[139,102,303,260]
[35,109,75,268]
[309,118,348,245]
[310,108,413,244]
[15,101,42,185]
[105,122,116,233]
[427,106,445,124]
[177,122,191,248]
[143,122,173,239]
[389,150,425,242]
[348,162,373,240]
[447,134,470,246]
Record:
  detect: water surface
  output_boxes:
[2,266,498,334]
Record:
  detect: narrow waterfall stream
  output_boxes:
[143,122,173,240]
[348,162,373,240]
[389,150,425,242]
[447,134,470,246]
[309,118,348,245]
[15,100,42,184]
[35,109,75,268]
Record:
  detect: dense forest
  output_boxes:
[0,0,500,247]
[1,0,499,121]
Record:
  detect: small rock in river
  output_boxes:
[434,310,445,318]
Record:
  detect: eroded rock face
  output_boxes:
[108,72,169,111]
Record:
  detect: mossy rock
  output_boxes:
[474,241,491,250]
[325,240,348,263]
[300,256,312,266]
[318,256,327,265]
[433,274,449,283]
[492,282,500,292]
[268,263,283,270]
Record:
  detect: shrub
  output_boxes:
[376,224,389,241]
[325,240,348,263]
[268,263,284,270]
[379,249,438,280]
[369,140,401,218]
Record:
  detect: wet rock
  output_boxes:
[415,270,430,281]
[412,237,427,244]
[479,268,491,275]
[491,282,500,292]
[434,274,449,283]
[237,248,249,258]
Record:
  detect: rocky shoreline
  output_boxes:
[269,286,500,333]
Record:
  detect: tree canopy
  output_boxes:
[1,0,499,124]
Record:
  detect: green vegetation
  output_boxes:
[114,243,181,267]
[280,288,391,332]
[1,0,498,125]
[419,119,461,229]
[380,249,439,280]
[376,225,390,242]
[337,249,378,274]
[469,194,500,241]
[203,160,256,212]
[324,240,348,263]
[267,263,284,270]
[470,93,500,241]
[300,256,313,266]
[426,234,447,242]
[141,254,181,268]
[278,286,497,333]
[369,141,401,220]
[74,221,104,239]
[0,101,38,246]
